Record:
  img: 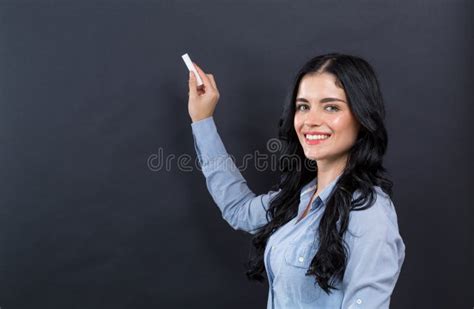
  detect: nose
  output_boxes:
[304,108,323,127]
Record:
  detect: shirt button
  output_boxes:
[298,256,304,263]
[356,298,362,305]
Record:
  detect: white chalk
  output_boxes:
[181,53,204,86]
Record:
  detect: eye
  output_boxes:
[324,105,340,112]
[296,104,309,111]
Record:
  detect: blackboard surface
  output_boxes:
[1,1,472,308]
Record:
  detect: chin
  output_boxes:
[303,152,321,161]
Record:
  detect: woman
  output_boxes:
[188,53,405,308]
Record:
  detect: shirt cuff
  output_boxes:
[191,116,229,165]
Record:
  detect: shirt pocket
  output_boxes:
[282,243,322,303]
[284,242,313,268]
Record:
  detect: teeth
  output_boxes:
[306,134,330,140]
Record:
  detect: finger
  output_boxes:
[188,71,197,98]
[207,74,217,89]
[192,62,213,88]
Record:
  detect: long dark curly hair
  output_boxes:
[245,52,393,294]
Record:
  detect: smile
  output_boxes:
[304,134,331,145]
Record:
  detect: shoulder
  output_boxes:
[346,186,401,242]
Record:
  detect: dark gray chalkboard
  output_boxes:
[0,0,472,308]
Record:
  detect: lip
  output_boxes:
[304,133,331,145]
[303,131,332,135]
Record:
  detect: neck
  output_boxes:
[314,155,347,195]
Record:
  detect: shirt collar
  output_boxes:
[300,173,343,210]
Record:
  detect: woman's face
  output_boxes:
[294,72,360,164]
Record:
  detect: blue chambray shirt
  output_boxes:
[191,116,405,309]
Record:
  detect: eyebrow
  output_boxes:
[295,97,346,104]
